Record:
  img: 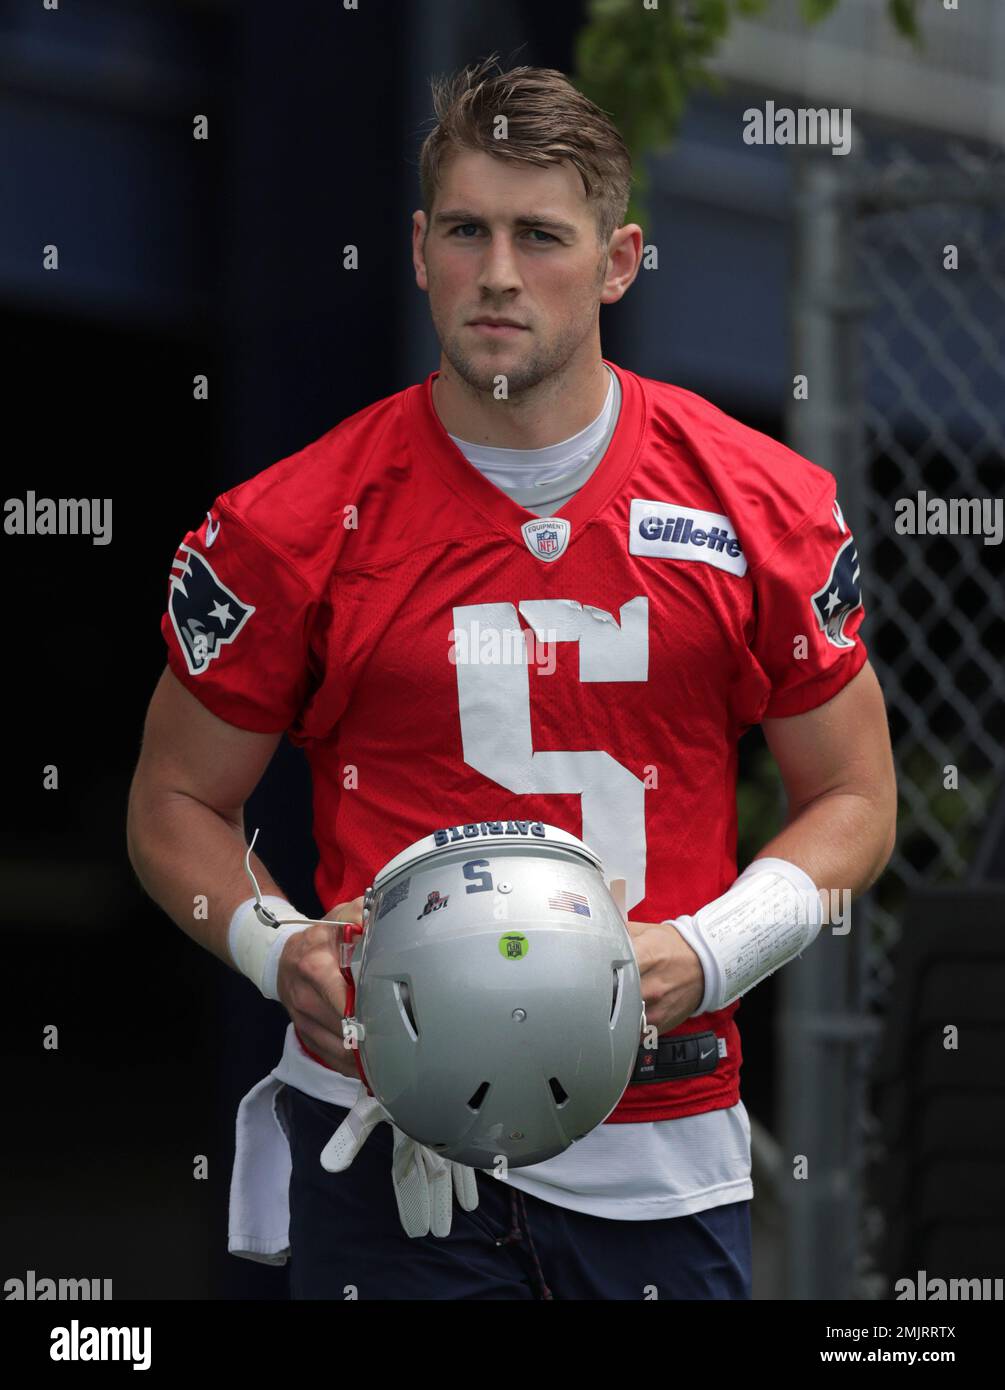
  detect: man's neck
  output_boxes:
[432,357,611,449]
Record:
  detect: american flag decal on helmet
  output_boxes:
[547,889,592,917]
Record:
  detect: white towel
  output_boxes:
[227,1023,362,1263]
[227,1075,290,1264]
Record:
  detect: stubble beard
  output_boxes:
[431,287,603,401]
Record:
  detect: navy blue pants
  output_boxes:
[279,1085,752,1300]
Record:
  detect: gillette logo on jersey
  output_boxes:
[159,359,869,1126]
[629,499,748,576]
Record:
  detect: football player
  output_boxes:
[126,55,896,1300]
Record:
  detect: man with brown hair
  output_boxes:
[127,55,896,1300]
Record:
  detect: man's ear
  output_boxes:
[412,211,430,291]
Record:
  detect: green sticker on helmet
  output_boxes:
[499,932,529,960]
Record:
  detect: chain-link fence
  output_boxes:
[783,139,1005,1299]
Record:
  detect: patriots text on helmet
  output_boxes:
[433,821,547,846]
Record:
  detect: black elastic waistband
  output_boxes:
[631,1030,720,1084]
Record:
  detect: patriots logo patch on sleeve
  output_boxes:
[811,535,862,649]
[168,542,255,675]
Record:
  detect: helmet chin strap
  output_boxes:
[243,826,372,1090]
[243,826,356,930]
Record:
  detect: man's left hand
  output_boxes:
[625,920,705,1034]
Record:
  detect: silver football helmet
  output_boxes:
[341,821,644,1169]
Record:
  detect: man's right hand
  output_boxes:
[276,896,366,1079]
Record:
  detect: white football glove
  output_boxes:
[319,1093,480,1238]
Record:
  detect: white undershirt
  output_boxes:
[446,365,618,505]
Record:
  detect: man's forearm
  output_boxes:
[754,788,896,903]
[126,786,292,970]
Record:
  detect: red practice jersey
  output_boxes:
[161,359,867,1123]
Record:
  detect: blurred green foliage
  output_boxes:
[573,0,922,230]
[734,736,991,892]
[887,743,996,881]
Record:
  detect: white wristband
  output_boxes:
[227,895,312,1001]
[664,857,823,1015]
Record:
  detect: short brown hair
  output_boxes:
[418,54,633,248]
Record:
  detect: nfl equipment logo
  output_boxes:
[520,516,571,563]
